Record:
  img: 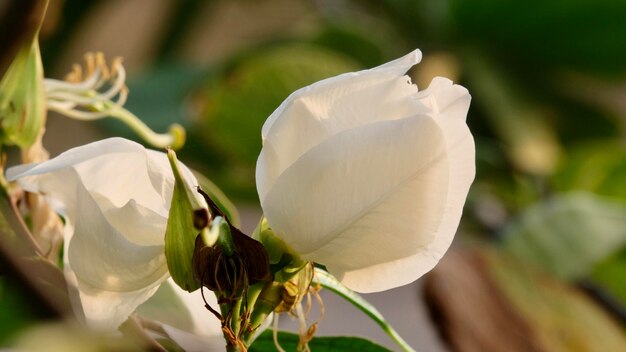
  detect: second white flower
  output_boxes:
[256,50,475,293]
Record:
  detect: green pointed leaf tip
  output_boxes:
[249,331,391,352]
[164,149,204,292]
[0,38,45,148]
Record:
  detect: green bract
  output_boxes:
[164,148,206,292]
[0,38,45,148]
[253,217,305,283]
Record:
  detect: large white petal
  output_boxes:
[66,181,169,291]
[69,274,164,331]
[334,77,474,292]
[7,138,171,222]
[53,180,168,329]
[260,49,422,138]
[257,50,425,202]
[262,113,449,278]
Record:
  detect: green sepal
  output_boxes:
[252,217,306,282]
[164,149,203,292]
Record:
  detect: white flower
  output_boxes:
[256,50,475,293]
[7,137,221,347]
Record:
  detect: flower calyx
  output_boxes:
[192,188,271,350]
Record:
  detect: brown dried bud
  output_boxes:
[193,186,270,297]
[192,226,270,296]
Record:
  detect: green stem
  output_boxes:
[226,345,241,352]
[246,282,265,315]
[231,296,243,337]
[313,268,416,352]
[242,281,284,346]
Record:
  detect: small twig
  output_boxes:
[8,189,46,257]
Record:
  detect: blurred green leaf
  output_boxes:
[592,249,626,307]
[250,331,391,352]
[103,64,205,139]
[0,278,39,345]
[450,0,626,75]
[311,23,392,67]
[554,142,626,203]
[502,192,626,280]
[463,52,561,175]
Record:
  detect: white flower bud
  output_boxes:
[256,50,475,293]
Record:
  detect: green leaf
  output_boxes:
[502,192,626,280]
[249,331,391,352]
[313,268,415,352]
[164,149,203,292]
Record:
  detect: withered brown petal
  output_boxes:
[192,234,244,293]
[231,228,271,284]
[192,234,217,289]
[192,230,271,295]
[193,187,271,292]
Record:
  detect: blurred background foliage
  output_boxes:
[2,0,626,350]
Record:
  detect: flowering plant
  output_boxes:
[0,8,473,350]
